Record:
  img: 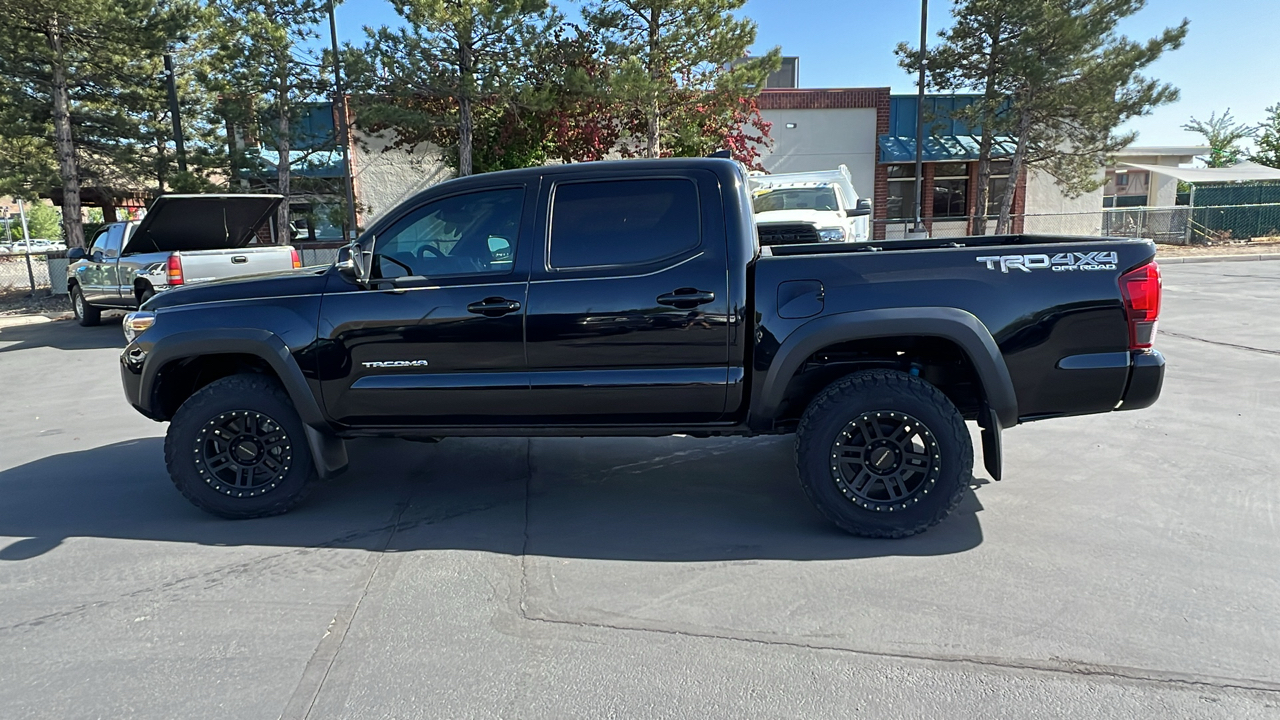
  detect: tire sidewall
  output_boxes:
[71,285,97,326]
[798,373,972,536]
[166,376,315,518]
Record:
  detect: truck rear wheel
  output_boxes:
[71,285,100,326]
[164,374,316,519]
[795,370,973,538]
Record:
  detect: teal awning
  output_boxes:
[878,135,1017,163]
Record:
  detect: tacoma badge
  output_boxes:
[362,360,430,368]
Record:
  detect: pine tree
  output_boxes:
[351,0,558,177]
[1183,109,1256,168]
[583,0,779,160]
[906,0,1187,233]
[0,0,195,247]
[203,0,333,239]
[1252,104,1280,169]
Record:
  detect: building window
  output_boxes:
[985,160,1012,216]
[933,163,968,218]
[886,164,916,220]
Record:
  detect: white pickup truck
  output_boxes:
[749,165,871,245]
[66,194,300,326]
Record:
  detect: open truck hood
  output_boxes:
[123,194,283,255]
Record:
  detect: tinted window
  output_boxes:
[91,224,124,258]
[550,179,700,269]
[373,188,522,279]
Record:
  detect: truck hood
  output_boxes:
[123,194,283,255]
[755,209,844,227]
[145,267,328,311]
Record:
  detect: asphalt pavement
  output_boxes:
[1,262,1278,719]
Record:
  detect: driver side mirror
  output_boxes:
[67,247,86,262]
[336,241,372,285]
[845,199,872,218]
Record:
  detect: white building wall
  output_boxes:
[1023,167,1106,235]
[351,129,453,226]
[757,108,878,201]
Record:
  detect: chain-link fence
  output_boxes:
[875,203,1280,244]
[0,250,60,295]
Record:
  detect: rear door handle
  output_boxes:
[656,288,715,309]
[467,297,522,317]
[231,255,248,264]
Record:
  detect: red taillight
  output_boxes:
[290,246,301,269]
[1120,262,1161,349]
[166,254,184,286]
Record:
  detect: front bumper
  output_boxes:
[1118,349,1165,411]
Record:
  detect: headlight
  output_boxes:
[817,227,847,242]
[123,311,155,342]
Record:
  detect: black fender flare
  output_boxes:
[751,307,1019,430]
[142,328,348,478]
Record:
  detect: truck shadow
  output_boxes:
[0,317,125,353]
[0,435,984,562]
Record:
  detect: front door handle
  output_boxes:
[656,288,715,309]
[467,297,522,317]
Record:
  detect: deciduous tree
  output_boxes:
[1182,109,1255,168]
[1252,104,1280,169]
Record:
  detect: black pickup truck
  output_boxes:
[119,158,1164,537]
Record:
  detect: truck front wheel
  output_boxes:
[164,374,316,519]
[795,370,973,538]
[71,285,100,326]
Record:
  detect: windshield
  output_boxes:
[753,187,840,213]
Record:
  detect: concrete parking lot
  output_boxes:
[1,262,1278,719]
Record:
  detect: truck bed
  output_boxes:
[752,234,1158,425]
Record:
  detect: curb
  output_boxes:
[1158,253,1280,264]
[0,312,73,329]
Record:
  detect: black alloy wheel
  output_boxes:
[193,410,294,499]
[830,410,942,512]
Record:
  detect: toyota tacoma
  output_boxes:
[118,158,1164,538]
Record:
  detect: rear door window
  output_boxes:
[549,179,701,270]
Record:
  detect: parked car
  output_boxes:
[118,158,1164,538]
[66,194,300,326]
[750,165,871,244]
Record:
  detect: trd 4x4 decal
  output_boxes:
[976,252,1119,273]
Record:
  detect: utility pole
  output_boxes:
[327,0,359,241]
[911,0,928,238]
[163,49,187,174]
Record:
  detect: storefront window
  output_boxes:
[886,164,916,219]
[932,163,969,218]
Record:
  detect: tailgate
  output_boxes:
[175,247,297,284]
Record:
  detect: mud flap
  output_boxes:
[978,404,1002,481]
[305,425,349,480]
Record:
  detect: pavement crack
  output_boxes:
[1161,331,1280,357]
[519,614,1280,696]
[279,486,414,720]
[518,438,534,621]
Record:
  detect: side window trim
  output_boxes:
[369,185,526,281]
[544,176,703,273]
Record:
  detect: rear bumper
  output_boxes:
[1119,349,1165,411]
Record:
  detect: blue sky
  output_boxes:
[333,0,1280,148]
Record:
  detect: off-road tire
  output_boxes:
[164,374,316,519]
[71,285,100,326]
[796,369,973,538]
